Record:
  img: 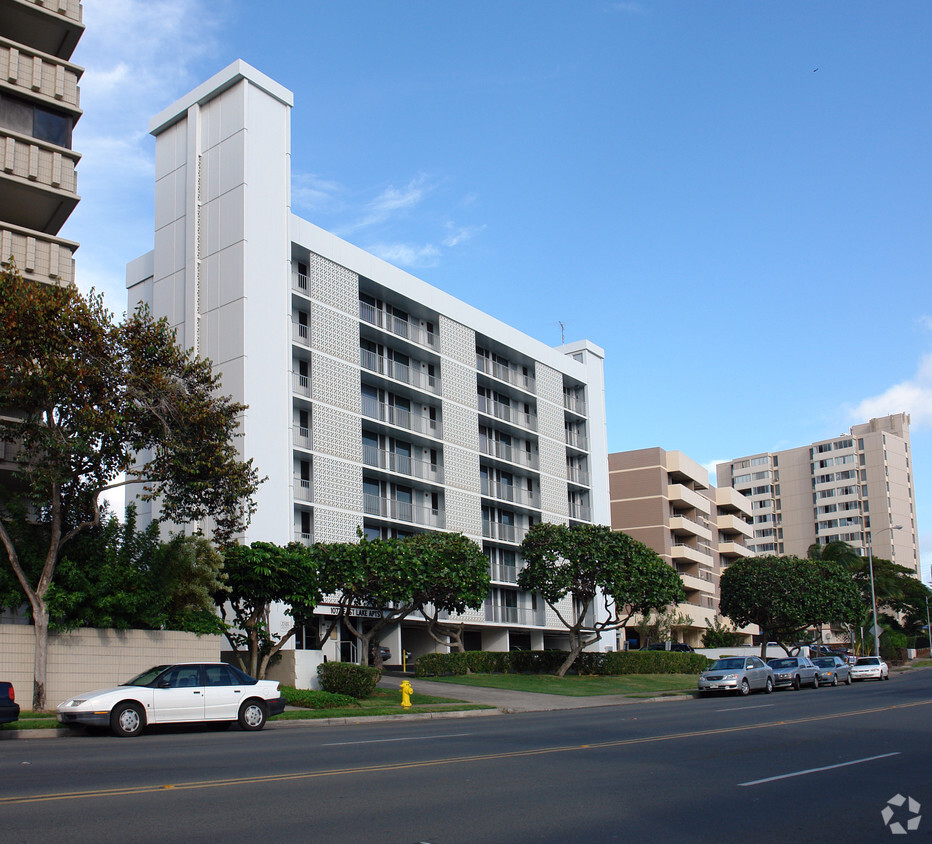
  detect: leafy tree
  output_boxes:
[701,615,745,649]
[0,269,261,708]
[220,541,320,678]
[634,607,693,648]
[519,523,686,677]
[719,555,862,658]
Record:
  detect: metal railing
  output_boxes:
[478,396,538,432]
[360,348,441,395]
[484,604,543,626]
[293,531,314,546]
[292,320,310,346]
[293,271,309,294]
[565,428,589,450]
[293,372,311,397]
[359,300,437,349]
[362,443,444,484]
[481,521,528,544]
[481,478,540,508]
[563,393,587,415]
[568,501,591,522]
[566,464,590,486]
[293,425,312,450]
[479,438,539,470]
[475,355,536,393]
[363,493,445,528]
[490,562,524,584]
[294,476,313,502]
[361,395,442,439]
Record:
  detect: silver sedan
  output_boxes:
[812,656,852,686]
[768,656,820,690]
[698,657,774,697]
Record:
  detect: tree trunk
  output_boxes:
[32,602,49,711]
[556,629,581,678]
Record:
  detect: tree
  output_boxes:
[719,555,862,658]
[0,269,262,708]
[634,607,693,647]
[701,615,745,649]
[220,541,320,678]
[519,522,686,677]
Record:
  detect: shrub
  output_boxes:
[415,652,468,677]
[509,650,568,674]
[464,650,509,674]
[280,685,359,709]
[317,661,381,698]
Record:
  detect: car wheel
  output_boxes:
[883,672,890,681]
[110,702,146,738]
[238,699,268,731]
[832,675,838,686]
[845,674,852,685]
[738,679,750,696]
[764,677,774,694]
[812,675,819,689]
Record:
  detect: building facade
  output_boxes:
[716,413,919,575]
[126,62,610,664]
[608,447,754,647]
[0,0,82,286]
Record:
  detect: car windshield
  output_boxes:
[122,665,172,686]
[812,658,836,667]
[769,659,797,669]
[855,657,880,666]
[710,659,744,670]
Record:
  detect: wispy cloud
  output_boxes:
[347,175,435,232]
[365,242,441,269]
[848,352,932,429]
[291,171,346,213]
[443,222,486,248]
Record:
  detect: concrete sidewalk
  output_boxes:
[379,672,689,713]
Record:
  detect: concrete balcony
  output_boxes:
[719,541,754,559]
[293,424,312,451]
[569,501,591,522]
[0,221,75,284]
[669,515,713,542]
[679,571,715,594]
[479,437,539,471]
[481,477,540,509]
[0,129,79,232]
[481,521,528,545]
[667,483,711,514]
[476,354,536,394]
[359,299,437,350]
[363,443,444,485]
[565,427,588,451]
[478,395,538,432]
[0,0,84,59]
[363,493,445,529]
[0,36,82,114]
[485,604,544,626]
[360,347,441,395]
[293,476,313,502]
[671,543,713,566]
[717,512,753,538]
[361,395,442,440]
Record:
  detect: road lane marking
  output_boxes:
[738,752,901,787]
[322,733,470,746]
[2,698,929,806]
[715,704,774,712]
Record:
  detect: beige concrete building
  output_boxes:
[716,413,919,575]
[609,447,754,647]
[0,0,83,286]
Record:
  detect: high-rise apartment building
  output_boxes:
[0,0,82,286]
[608,448,754,647]
[717,413,919,575]
[126,62,609,667]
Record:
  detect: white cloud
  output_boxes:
[917,315,932,332]
[346,175,434,232]
[291,172,346,213]
[366,242,441,269]
[702,459,730,480]
[848,352,932,429]
[443,222,486,248]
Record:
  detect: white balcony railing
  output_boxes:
[292,320,310,346]
[479,438,539,470]
[475,355,536,393]
[568,501,591,522]
[362,444,444,484]
[481,478,540,509]
[363,494,445,529]
[563,392,587,415]
[293,371,311,398]
[478,396,537,432]
[359,300,437,349]
[565,427,589,450]
[361,395,442,439]
[481,521,528,545]
[294,476,313,502]
[566,464,590,486]
[484,604,543,626]
[293,531,314,546]
[293,425,312,450]
[360,348,441,395]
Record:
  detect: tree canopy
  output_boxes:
[719,555,862,657]
[0,269,261,708]
[519,522,686,677]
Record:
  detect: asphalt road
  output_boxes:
[2,670,930,843]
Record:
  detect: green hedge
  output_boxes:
[280,685,359,709]
[317,661,381,698]
[414,649,709,677]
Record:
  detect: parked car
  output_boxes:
[369,645,392,663]
[645,642,694,652]
[850,656,890,681]
[0,681,20,725]
[812,656,852,686]
[57,662,286,737]
[768,655,821,690]
[697,657,774,697]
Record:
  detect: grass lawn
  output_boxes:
[422,673,699,697]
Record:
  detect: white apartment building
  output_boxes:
[126,61,610,667]
[717,413,919,575]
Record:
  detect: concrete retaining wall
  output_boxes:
[1,624,221,708]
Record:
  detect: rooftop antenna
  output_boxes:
[558,321,565,344]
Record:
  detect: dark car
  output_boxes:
[1,681,21,725]
[645,642,694,652]
[369,645,391,664]
[768,656,820,690]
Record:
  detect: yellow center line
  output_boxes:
[4,698,929,806]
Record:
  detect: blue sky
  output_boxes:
[65,1,931,581]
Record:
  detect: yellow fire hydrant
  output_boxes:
[400,679,413,709]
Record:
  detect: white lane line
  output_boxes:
[322,733,470,746]
[738,752,901,787]
[715,704,774,712]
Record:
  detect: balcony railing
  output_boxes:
[359,300,437,349]
[360,348,441,395]
[1,224,76,284]
[478,396,537,432]
[490,562,525,584]
[565,427,589,450]
[481,478,540,509]
[568,501,591,522]
[566,464,590,486]
[363,493,445,528]
[362,443,444,484]
[293,271,309,294]
[361,395,442,439]
[481,521,528,545]
[293,371,311,398]
[293,424,312,450]
[0,39,82,112]
[294,476,313,502]
[479,438,539,470]
[484,604,543,626]
[292,320,310,346]
[293,531,314,546]
[563,393,587,415]
[475,355,536,393]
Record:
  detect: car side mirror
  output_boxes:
[158,679,171,688]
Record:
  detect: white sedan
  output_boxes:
[849,656,890,682]
[57,662,286,737]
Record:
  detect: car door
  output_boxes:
[203,664,246,720]
[152,664,206,723]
